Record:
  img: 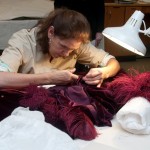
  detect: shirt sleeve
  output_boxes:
[100,53,115,67]
[76,42,115,67]
[0,60,12,72]
[0,29,35,73]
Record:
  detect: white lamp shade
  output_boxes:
[102,10,147,56]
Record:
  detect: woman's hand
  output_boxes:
[83,58,120,88]
[82,68,105,88]
[45,68,79,85]
[0,69,79,88]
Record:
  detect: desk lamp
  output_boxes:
[102,10,150,56]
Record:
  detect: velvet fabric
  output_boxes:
[19,70,150,140]
[0,70,150,140]
[106,70,150,104]
[19,76,121,140]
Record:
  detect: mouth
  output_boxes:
[56,55,62,58]
[52,53,60,58]
[52,53,67,58]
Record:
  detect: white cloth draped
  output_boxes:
[116,97,150,134]
[0,107,78,150]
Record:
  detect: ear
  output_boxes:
[48,26,54,38]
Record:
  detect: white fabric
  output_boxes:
[116,97,150,134]
[0,107,78,150]
[0,107,150,150]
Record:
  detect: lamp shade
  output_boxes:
[102,10,146,56]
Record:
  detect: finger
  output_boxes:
[83,74,102,81]
[85,71,102,78]
[69,68,76,73]
[83,76,101,81]
[97,79,103,88]
[71,74,79,80]
[84,80,100,85]
[97,82,102,88]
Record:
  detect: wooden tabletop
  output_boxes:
[105,2,150,7]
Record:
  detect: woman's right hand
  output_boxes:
[45,68,79,85]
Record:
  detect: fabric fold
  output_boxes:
[116,97,150,134]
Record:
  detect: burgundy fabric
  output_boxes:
[106,70,150,104]
[19,76,121,140]
[1,70,150,141]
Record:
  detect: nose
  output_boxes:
[62,50,70,57]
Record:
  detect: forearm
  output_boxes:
[101,58,120,79]
[82,58,120,87]
[0,72,49,89]
[0,69,79,89]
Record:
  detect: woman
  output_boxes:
[0,8,120,89]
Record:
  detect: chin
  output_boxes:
[62,56,67,59]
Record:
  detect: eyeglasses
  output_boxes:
[53,36,79,53]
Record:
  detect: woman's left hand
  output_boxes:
[82,68,106,88]
[82,59,120,88]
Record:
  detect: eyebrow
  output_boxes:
[59,42,75,51]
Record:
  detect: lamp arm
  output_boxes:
[139,20,150,37]
[144,27,150,37]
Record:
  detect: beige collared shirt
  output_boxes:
[0,27,114,74]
